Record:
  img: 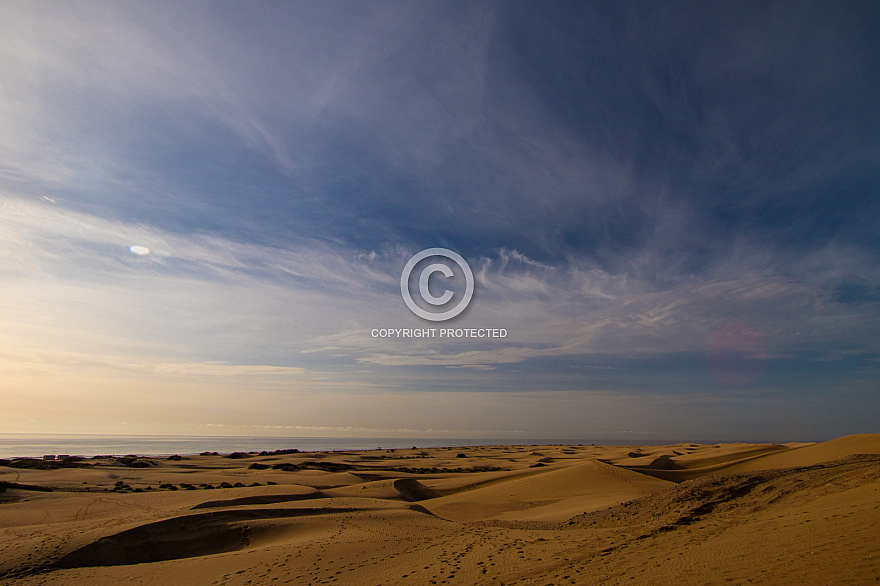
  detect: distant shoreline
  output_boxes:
[0,433,811,459]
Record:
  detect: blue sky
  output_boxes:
[1,1,878,441]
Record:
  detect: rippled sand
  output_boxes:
[2,434,879,584]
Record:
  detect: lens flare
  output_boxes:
[706,321,767,386]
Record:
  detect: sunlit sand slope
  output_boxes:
[2,440,878,585]
[425,459,671,522]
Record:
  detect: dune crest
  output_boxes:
[2,437,879,585]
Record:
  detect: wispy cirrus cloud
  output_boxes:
[1,2,878,439]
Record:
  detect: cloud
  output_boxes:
[4,195,878,380]
[150,362,307,378]
[1,3,878,438]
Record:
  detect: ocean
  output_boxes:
[0,434,655,459]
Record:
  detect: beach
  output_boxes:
[2,434,879,585]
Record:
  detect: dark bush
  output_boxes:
[8,458,57,470]
[307,461,352,472]
[271,463,301,471]
[115,457,153,468]
[258,448,300,456]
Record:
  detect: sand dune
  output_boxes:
[53,507,368,569]
[721,433,880,472]
[2,437,879,584]
[425,459,671,522]
[606,434,880,482]
[190,490,327,509]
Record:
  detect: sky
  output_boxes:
[1,1,879,442]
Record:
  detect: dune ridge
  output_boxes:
[1,434,878,584]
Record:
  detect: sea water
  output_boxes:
[0,434,663,459]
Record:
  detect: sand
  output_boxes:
[1,435,879,585]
